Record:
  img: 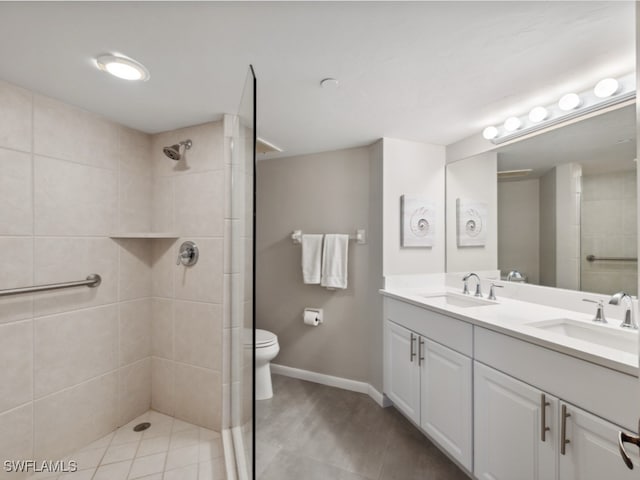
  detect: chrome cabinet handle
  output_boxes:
[560,404,571,455]
[540,394,550,442]
[409,333,416,362]
[418,338,425,366]
[619,428,640,470]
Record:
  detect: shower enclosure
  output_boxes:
[0,65,256,479]
[228,65,257,480]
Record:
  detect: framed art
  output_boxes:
[401,195,435,247]
[456,198,487,247]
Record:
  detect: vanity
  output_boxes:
[381,282,640,479]
[379,92,640,479]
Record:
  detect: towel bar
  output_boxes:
[291,229,366,245]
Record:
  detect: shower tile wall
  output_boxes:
[0,79,227,477]
[149,121,226,432]
[0,80,153,476]
[581,171,638,295]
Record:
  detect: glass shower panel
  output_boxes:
[229,65,256,479]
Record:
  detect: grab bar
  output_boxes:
[0,274,102,297]
[586,255,637,263]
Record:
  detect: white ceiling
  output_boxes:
[0,2,634,159]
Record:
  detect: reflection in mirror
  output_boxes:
[496,104,637,295]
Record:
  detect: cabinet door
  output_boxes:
[559,402,639,480]
[420,338,472,470]
[384,320,420,424]
[474,362,558,480]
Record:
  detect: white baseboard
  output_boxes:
[271,363,392,408]
[368,384,393,408]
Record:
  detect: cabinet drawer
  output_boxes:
[385,298,472,356]
[475,326,639,431]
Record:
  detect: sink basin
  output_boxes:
[419,292,497,308]
[527,318,638,355]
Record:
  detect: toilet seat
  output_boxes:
[255,329,278,348]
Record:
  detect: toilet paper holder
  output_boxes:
[303,308,323,325]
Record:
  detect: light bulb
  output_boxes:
[504,117,522,132]
[482,126,498,140]
[558,93,581,111]
[96,54,150,81]
[594,78,619,98]
[528,106,548,123]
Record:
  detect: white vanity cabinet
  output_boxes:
[383,298,473,470]
[475,361,639,480]
[559,401,639,480]
[420,337,472,469]
[474,361,558,480]
[383,294,640,479]
[384,319,421,424]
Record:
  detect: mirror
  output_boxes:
[446,103,637,296]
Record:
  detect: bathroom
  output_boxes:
[0,2,639,480]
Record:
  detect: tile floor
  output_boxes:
[256,374,470,480]
[27,410,225,480]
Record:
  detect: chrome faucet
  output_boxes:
[462,273,482,297]
[488,283,504,301]
[506,270,525,282]
[609,292,638,329]
[582,298,607,324]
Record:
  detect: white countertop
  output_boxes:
[381,287,639,377]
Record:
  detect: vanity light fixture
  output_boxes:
[504,116,522,132]
[594,78,620,98]
[528,106,548,123]
[482,126,499,140]
[481,72,635,145]
[96,54,150,81]
[558,93,582,111]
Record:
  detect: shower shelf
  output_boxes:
[110,232,179,239]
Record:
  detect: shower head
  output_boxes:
[163,139,192,161]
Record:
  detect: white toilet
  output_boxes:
[255,329,279,400]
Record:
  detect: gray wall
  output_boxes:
[539,169,557,287]
[498,179,540,283]
[256,147,373,383]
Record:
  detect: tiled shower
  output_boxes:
[0,73,255,479]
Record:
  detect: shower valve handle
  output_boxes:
[176,241,199,267]
[176,250,192,265]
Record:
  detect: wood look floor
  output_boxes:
[256,375,470,480]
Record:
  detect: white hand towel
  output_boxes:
[321,234,349,289]
[302,234,323,284]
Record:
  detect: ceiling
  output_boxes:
[0,2,634,159]
[497,104,637,179]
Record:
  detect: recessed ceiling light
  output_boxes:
[96,54,150,81]
[482,126,498,140]
[594,78,619,98]
[558,93,581,111]
[504,116,522,132]
[528,106,548,123]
